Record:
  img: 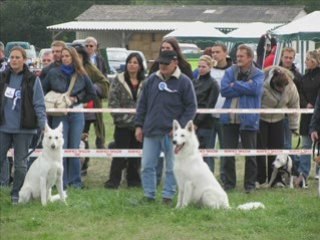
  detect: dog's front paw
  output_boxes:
[175,204,186,209]
[62,199,68,206]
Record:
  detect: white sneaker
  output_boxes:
[255,182,268,189]
[275,182,285,188]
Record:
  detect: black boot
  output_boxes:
[96,137,106,149]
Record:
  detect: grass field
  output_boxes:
[1,110,319,240]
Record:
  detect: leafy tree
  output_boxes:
[0,0,127,48]
[1,0,319,49]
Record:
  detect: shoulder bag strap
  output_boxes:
[65,74,77,96]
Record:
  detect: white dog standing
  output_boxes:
[173,120,264,210]
[19,123,67,206]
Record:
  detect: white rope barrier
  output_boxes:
[46,108,314,114]
[5,108,312,158]
[6,149,313,158]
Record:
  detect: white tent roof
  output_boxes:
[272,11,320,40]
[163,22,226,39]
[225,22,281,41]
[47,21,245,32]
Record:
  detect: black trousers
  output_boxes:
[222,124,257,190]
[83,120,104,147]
[256,119,284,184]
[108,127,142,187]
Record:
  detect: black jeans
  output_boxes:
[107,127,142,187]
[256,119,284,184]
[222,124,257,190]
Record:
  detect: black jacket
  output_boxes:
[279,62,303,92]
[299,67,320,135]
[0,65,38,129]
[193,72,219,129]
[95,54,108,76]
[310,95,320,134]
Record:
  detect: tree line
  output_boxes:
[0,0,319,49]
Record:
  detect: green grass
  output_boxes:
[1,104,319,240]
[187,58,199,71]
[1,183,319,240]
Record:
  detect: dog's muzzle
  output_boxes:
[173,140,185,154]
[51,144,56,150]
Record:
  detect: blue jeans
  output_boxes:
[283,116,292,149]
[294,135,312,178]
[52,113,84,189]
[196,128,214,171]
[0,157,9,186]
[283,116,299,162]
[0,132,33,197]
[141,135,176,199]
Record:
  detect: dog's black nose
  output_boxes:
[172,140,177,145]
[51,144,56,149]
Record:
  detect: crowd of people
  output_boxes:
[0,35,319,205]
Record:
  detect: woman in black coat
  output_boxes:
[295,50,320,187]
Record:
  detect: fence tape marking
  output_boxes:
[7,149,313,158]
[19,108,312,158]
[46,108,314,114]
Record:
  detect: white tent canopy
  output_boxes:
[225,22,281,42]
[272,11,320,40]
[272,11,320,73]
[163,21,226,40]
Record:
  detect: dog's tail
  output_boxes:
[237,202,265,211]
[50,191,68,202]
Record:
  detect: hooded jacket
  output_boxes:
[261,66,300,130]
[109,72,143,129]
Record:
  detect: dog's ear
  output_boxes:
[173,120,181,131]
[57,122,64,133]
[186,120,194,133]
[45,122,50,133]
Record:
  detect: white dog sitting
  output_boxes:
[19,123,67,206]
[268,154,294,188]
[173,120,264,210]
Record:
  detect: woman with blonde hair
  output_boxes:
[294,50,320,187]
[193,55,219,171]
[42,47,96,189]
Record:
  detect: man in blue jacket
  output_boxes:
[220,44,264,193]
[135,50,197,204]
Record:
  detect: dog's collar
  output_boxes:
[278,156,290,175]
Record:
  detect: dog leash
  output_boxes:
[312,139,320,162]
[18,131,44,162]
[292,131,301,149]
